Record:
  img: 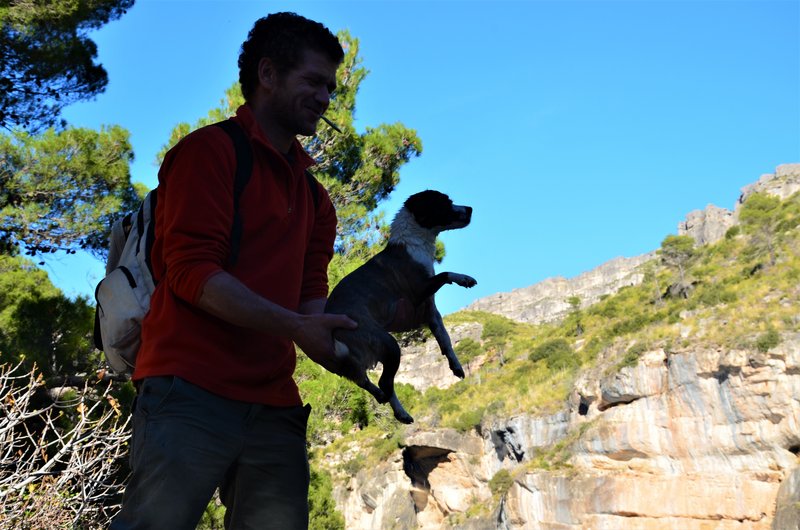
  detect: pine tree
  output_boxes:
[0,0,134,132]
[0,126,140,258]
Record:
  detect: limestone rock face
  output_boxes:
[394,322,483,389]
[679,164,800,247]
[678,204,736,245]
[465,254,655,325]
[740,164,800,204]
[773,467,800,529]
[331,335,800,529]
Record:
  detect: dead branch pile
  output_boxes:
[0,362,131,529]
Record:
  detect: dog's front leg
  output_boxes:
[428,307,465,379]
[418,272,477,301]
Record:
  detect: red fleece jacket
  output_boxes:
[133,105,337,406]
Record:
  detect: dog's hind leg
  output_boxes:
[357,376,387,404]
[428,307,465,379]
[389,393,413,425]
[375,332,414,424]
[334,339,388,403]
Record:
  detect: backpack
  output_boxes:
[94,119,320,374]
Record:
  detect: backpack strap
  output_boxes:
[213,120,253,266]
[305,169,320,211]
[213,120,321,264]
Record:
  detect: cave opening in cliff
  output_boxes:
[402,446,453,490]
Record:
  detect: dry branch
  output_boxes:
[0,362,131,529]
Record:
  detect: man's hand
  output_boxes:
[291,312,356,373]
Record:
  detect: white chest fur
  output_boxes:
[389,208,436,274]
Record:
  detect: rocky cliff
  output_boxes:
[327,334,800,529]
[465,254,655,325]
[321,165,800,529]
[467,164,800,327]
[679,164,800,247]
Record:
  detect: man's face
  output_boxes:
[271,49,339,138]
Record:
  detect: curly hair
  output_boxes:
[238,12,344,101]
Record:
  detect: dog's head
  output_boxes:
[403,190,472,233]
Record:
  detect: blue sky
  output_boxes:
[46,0,799,316]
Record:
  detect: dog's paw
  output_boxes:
[451,363,465,379]
[395,410,414,424]
[390,394,415,424]
[450,273,477,288]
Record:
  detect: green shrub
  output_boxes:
[478,315,520,356]
[592,298,620,318]
[529,338,578,370]
[347,390,371,429]
[619,342,648,369]
[309,467,346,530]
[451,407,485,433]
[370,431,404,461]
[608,313,650,337]
[755,328,781,352]
[455,338,483,365]
[581,336,608,363]
[341,454,365,475]
[489,469,514,497]
[696,283,737,306]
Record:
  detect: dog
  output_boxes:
[325,190,476,423]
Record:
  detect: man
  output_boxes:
[110,13,356,530]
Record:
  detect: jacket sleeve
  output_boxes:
[158,126,237,304]
[299,182,337,303]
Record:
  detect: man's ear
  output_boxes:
[257,57,277,91]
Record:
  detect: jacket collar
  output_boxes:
[234,104,315,171]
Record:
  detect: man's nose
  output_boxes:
[315,87,331,109]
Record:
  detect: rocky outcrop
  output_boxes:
[330,429,490,529]
[465,165,800,328]
[465,254,655,325]
[395,322,483,389]
[329,334,800,529]
[679,163,800,246]
[740,164,800,204]
[773,467,800,529]
[678,204,736,245]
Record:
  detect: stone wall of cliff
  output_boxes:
[325,331,799,529]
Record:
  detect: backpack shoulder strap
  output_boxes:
[213,119,253,266]
[304,169,320,211]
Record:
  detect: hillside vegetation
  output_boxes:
[299,188,800,496]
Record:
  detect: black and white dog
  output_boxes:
[325,190,476,423]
